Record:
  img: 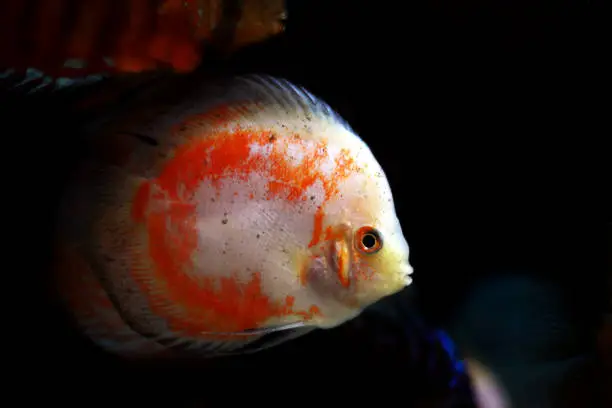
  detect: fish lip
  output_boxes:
[401,263,414,275]
[400,263,414,285]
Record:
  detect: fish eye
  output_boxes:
[355,226,382,254]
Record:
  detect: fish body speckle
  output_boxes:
[55,74,413,357]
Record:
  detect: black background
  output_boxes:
[4,0,609,407]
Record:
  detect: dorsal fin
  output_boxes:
[232,74,344,125]
[81,72,360,152]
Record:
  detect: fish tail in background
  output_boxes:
[145,0,287,66]
[215,0,287,52]
[451,274,603,408]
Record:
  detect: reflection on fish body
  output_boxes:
[0,0,286,92]
[55,74,413,357]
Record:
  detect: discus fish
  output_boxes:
[54,74,413,358]
[0,0,286,92]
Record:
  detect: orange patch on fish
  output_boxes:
[308,206,326,248]
[130,123,362,335]
[333,240,350,287]
[296,305,323,319]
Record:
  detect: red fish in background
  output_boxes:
[0,0,286,90]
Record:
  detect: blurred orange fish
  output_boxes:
[0,0,286,89]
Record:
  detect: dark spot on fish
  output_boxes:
[222,250,226,254]
[211,197,215,202]
[310,195,315,200]
[222,219,228,224]
[269,134,277,142]
[119,132,159,146]
[256,234,261,239]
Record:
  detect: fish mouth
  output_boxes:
[400,263,414,285]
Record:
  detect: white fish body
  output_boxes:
[55,74,413,357]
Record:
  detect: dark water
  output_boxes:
[4,1,608,407]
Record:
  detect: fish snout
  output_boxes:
[399,262,414,285]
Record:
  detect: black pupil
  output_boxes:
[362,233,377,249]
